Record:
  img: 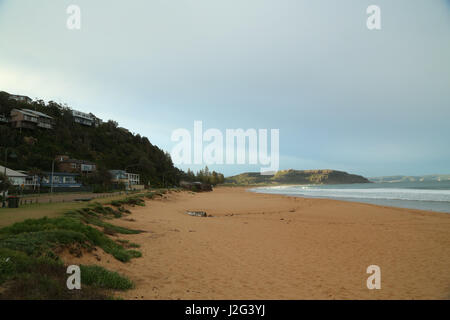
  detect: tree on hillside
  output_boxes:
[181,166,225,185]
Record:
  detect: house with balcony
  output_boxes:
[127,173,140,186]
[109,170,128,184]
[72,110,103,127]
[109,170,142,190]
[9,94,32,104]
[0,165,27,187]
[10,109,53,130]
[40,172,81,188]
[72,110,95,126]
[17,171,40,190]
[0,91,33,104]
[55,155,96,175]
[10,109,38,129]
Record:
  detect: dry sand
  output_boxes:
[64,187,450,300]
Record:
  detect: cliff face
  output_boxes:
[226,169,370,185]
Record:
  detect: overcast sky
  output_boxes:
[0,0,449,177]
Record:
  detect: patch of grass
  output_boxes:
[0,216,141,262]
[126,250,142,258]
[109,196,146,207]
[118,207,131,214]
[65,209,142,235]
[116,239,141,249]
[0,229,91,257]
[89,203,122,217]
[145,192,155,199]
[80,265,134,290]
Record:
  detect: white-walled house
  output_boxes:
[126,173,140,186]
[109,170,142,190]
[0,165,27,187]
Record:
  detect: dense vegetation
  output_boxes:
[225,169,370,185]
[183,166,225,185]
[0,91,183,187]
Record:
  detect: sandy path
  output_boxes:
[64,187,450,299]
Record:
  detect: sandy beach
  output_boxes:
[63,187,450,300]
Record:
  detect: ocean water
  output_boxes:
[250,181,450,213]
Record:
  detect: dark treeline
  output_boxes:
[0,92,185,187]
[181,166,225,185]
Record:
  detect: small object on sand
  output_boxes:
[74,198,93,202]
[186,211,207,217]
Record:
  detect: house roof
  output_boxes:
[22,109,53,119]
[1,92,31,100]
[0,165,27,178]
[12,108,37,118]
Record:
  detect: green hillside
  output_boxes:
[0,91,182,187]
[226,169,370,185]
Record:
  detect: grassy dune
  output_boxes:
[0,190,169,300]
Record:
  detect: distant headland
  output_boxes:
[225,169,370,186]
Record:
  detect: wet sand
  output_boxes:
[64,187,450,299]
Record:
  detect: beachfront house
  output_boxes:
[127,173,140,186]
[109,170,142,190]
[17,171,40,190]
[0,165,27,187]
[40,172,81,188]
[109,170,128,186]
